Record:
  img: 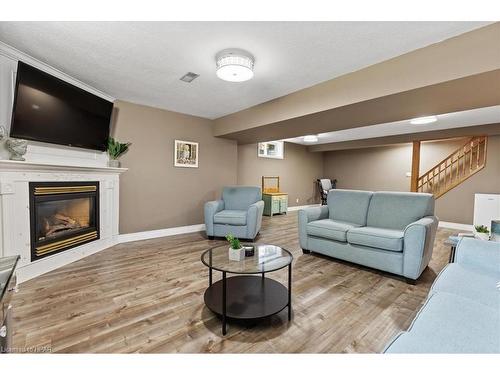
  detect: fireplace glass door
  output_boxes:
[30,182,100,260]
[35,197,95,241]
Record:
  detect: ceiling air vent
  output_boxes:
[180,72,200,83]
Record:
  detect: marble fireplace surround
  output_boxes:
[0,160,127,283]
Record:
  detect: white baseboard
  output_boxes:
[85,218,474,247]
[118,224,206,244]
[117,206,319,244]
[438,221,473,231]
[287,204,321,212]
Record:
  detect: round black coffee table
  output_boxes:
[201,244,293,335]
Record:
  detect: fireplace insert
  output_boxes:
[29,181,100,261]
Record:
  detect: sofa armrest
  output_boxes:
[247,200,265,239]
[299,205,329,223]
[204,200,224,236]
[402,216,439,280]
[455,237,500,274]
[298,206,329,250]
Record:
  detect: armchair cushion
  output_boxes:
[347,226,404,252]
[222,186,262,210]
[214,210,247,226]
[307,219,360,242]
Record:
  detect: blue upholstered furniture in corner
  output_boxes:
[298,189,438,282]
[204,186,264,240]
[384,238,500,353]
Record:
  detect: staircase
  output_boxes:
[416,136,487,198]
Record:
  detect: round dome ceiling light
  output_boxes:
[410,115,437,125]
[303,135,319,143]
[216,48,254,82]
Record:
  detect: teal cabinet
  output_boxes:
[263,193,288,216]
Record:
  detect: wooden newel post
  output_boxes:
[410,141,421,192]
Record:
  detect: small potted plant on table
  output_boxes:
[107,137,131,168]
[474,225,490,241]
[226,234,245,261]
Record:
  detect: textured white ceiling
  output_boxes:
[284,106,500,145]
[0,22,490,119]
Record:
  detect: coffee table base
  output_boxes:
[204,275,290,334]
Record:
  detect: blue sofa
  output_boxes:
[204,186,264,240]
[385,238,500,353]
[298,189,438,281]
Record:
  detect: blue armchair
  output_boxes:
[204,186,264,240]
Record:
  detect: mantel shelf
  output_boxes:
[0,159,128,174]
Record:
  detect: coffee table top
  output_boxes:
[201,244,292,274]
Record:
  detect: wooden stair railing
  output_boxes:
[416,136,487,198]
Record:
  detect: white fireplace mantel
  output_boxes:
[0,159,127,283]
[0,159,128,173]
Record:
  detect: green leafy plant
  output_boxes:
[475,225,490,234]
[225,234,242,250]
[107,137,131,160]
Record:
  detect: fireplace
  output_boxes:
[29,182,100,261]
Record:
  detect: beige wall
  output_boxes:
[112,100,237,234]
[323,136,500,224]
[323,144,412,192]
[237,142,324,206]
[419,138,469,172]
[112,99,499,233]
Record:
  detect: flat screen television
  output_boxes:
[10,61,113,151]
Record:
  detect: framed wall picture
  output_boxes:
[174,140,199,168]
[258,141,284,159]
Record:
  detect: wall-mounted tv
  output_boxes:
[10,61,113,151]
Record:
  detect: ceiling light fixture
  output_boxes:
[410,115,437,125]
[216,48,254,82]
[303,135,319,143]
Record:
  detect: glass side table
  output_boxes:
[445,233,475,263]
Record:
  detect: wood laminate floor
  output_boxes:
[11,212,454,353]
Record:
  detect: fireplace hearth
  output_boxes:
[29,182,100,260]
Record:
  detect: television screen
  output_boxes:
[10,61,113,151]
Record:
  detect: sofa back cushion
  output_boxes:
[327,189,373,226]
[222,186,262,210]
[367,191,435,230]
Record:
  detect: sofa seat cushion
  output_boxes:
[431,263,500,309]
[307,219,360,242]
[213,210,247,226]
[347,226,404,252]
[384,292,500,353]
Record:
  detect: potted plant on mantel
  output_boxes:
[107,137,131,168]
[474,225,490,241]
[226,234,245,261]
